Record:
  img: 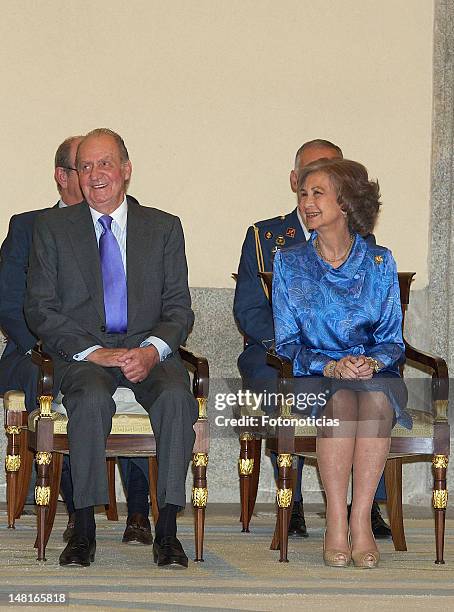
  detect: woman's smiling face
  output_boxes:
[298,170,346,233]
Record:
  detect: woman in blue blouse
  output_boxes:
[273,158,409,569]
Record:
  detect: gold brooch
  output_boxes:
[374,255,383,264]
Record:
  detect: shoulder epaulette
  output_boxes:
[254,213,288,229]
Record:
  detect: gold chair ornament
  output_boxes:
[35,486,51,506]
[192,487,208,508]
[276,488,292,508]
[35,452,52,465]
[193,453,209,467]
[5,455,21,472]
[238,458,254,476]
[432,455,449,469]
[277,453,292,468]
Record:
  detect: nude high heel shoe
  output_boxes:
[351,549,380,569]
[323,531,351,567]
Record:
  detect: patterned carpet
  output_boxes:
[0,504,453,611]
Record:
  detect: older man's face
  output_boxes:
[77,134,132,214]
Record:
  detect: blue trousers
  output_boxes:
[117,457,150,517]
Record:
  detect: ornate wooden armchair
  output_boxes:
[259,271,449,563]
[18,345,209,562]
[4,390,120,530]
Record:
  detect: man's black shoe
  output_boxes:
[62,513,76,543]
[153,536,188,568]
[59,535,96,567]
[371,501,392,539]
[288,500,308,538]
[122,513,153,545]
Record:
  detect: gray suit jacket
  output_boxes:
[24,199,194,363]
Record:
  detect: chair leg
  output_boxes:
[384,458,407,551]
[239,434,254,532]
[432,454,449,564]
[34,453,63,551]
[148,457,159,526]
[5,425,22,529]
[248,438,262,520]
[274,454,293,562]
[34,451,53,561]
[15,432,34,520]
[105,458,118,521]
[192,453,208,562]
[270,460,296,551]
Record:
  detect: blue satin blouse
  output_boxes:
[273,232,405,376]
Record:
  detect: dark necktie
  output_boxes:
[98,215,127,333]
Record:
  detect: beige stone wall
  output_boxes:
[0,0,433,288]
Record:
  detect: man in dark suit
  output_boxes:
[25,128,198,568]
[234,139,391,538]
[0,136,83,412]
[0,135,154,545]
[0,135,84,538]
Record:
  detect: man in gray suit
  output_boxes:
[25,128,198,568]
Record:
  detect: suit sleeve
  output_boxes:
[24,215,101,358]
[0,215,37,353]
[146,216,194,352]
[273,251,332,375]
[233,226,274,346]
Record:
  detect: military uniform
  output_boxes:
[234,207,307,387]
[234,208,307,528]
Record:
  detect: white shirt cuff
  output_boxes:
[140,336,171,361]
[74,345,103,361]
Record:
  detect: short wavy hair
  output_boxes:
[297,158,381,236]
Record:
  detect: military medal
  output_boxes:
[286,227,296,238]
[276,236,285,247]
[264,231,273,239]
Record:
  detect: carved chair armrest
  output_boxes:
[404,340,449,422]
[266,350,294,379]
[266,350,296,414]
[178,347,209,419]
[31,343,54,399]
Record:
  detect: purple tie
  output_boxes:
[98,215,127,333]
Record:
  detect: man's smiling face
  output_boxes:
[77,133,132,214]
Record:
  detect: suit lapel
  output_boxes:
[66,202,105,322]
[126,199,152,328]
